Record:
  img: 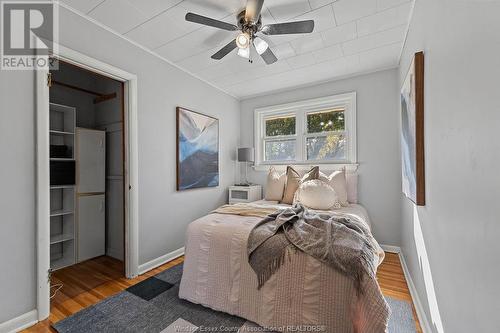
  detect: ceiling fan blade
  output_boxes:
[245,0,265,24]
[261,20,315,35]
[259,46,278,65]
[185,12,238,31]
[211,39,238,60]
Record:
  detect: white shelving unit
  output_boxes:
[50,103,76,271]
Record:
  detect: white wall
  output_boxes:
[0,5,239,324]
[240,69,402,246]
[399,0,500,332]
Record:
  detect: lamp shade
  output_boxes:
[238,147,255,162]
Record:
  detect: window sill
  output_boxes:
[252,163,359,172]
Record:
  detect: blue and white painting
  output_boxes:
[177,107,219,190]
[401,58,417,202]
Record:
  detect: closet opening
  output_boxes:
[48,60,126,306]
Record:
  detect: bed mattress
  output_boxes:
[179,201,389,332]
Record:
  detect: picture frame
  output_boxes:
[176,107,219,191]
[400,51,425,206]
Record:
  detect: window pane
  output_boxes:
[265,139,296,161]
[307,109,344,133]
[306,134,346,160]
[265,116,296,136]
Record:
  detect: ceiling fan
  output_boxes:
[185,0,315,65]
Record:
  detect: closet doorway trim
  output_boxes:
[36,42,139,321]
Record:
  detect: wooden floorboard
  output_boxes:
[23,252,421,332]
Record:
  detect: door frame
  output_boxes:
[36,43,139,320]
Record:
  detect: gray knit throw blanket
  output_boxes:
[247,204,380,291]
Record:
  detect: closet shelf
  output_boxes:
[50,185,75,189]
[50,158,75,161]
[50,130,75,135]
[50,210,74,217]
[50,257,75,271]
[50,234,74,245]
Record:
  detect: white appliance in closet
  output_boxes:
[76,128,106,262]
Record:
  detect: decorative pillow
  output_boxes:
[345,172,358,204]
[281,166,319,204]
[296,179,341,210]
[264,167,286,201]
[319,169,349,206]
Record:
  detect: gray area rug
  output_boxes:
[53,263,416,333]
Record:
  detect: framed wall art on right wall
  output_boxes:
[401,51,425,206]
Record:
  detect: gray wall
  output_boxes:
[399,0,500,332]
[239,69,402,246]
[0,5,239,323]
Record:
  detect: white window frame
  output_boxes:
[254,92,357,170]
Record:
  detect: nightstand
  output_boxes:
[228,185,262,204]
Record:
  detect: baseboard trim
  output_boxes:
[138,247,185,275]
[0,310,38,333]
[398,251,433,333]
[380,244,401,253]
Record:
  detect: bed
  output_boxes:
[179,200,389,332]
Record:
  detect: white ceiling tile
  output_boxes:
[261,7,278,24]
[358,42,402,69]
[222,55,264,73]
[179,0,243,21]
[309,0,335,10]
[250,59,291,77]
[127,0,182,18]
[332,0,377,25]
[286,53,317,69]
[266,33,302,46]
[356,2,412,37]
[312,44,343,63]
[271,43,296,60]
[290,33,325,55]
[176,47,222,72]
[320,22,357,46]
[377,0,411,11]
[266,0,311,22]
[294,4,336,33]
[126,6,204,49]
[61,0,104,14]
[342,24,406,55]
[88,0,148,34]
[155,28,234,62]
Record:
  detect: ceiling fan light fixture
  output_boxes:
[253,37,268,55]
[237,46,250,59]
[236,32,250,49]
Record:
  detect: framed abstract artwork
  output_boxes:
[176,107,219,190]
[401,51,425,206]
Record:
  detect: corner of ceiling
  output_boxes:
[57,2,242,102]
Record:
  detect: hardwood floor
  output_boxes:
[24,253,421,332]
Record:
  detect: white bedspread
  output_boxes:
[179,202,388,332]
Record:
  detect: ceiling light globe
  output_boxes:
[254,37,268,55]
[236,33,250,49]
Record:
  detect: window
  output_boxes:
[255,93,356,166]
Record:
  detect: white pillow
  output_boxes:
[319,169,349,206]
[265,167,286,201]
[296,179,341,210]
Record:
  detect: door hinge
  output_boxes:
[47,72,52,87]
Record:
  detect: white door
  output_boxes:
[77,128,105,193]
[78,194,105,262]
